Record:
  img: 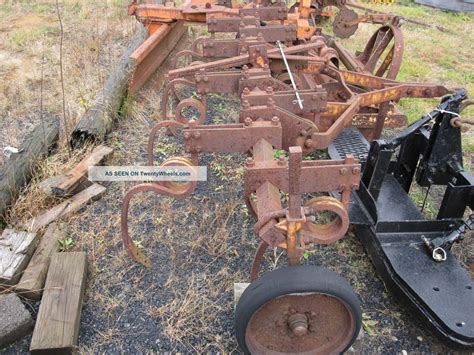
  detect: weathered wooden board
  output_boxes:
[0,229,38,286]
[0,120,59,220]
[51,145,113,196]
[15,223,63,299]
[39,174,93,196]
[25,183,106,233]
[30,252,87,354]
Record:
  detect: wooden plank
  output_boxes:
[39,174,92,196]
[51,145,113,196]
[30,252,87,353]
[0,229,38,286]
[15,223,63,299]
[25,183,106,233]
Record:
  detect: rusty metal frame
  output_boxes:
[123,0,455,287]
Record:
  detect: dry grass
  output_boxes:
[0,1,136,149]
[148,268,240,353]
[335,2,474,152]
[3,144,97,227]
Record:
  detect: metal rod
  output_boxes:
[276,41,304,110]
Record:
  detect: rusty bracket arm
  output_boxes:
[183,120,283,153]
[168,41,329,79]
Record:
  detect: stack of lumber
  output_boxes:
[0,145,112,352]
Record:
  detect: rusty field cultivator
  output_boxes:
[120,0,474,352]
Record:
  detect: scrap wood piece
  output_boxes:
[15,223,63,300]
[71,26,149,147]
[0,120,59,221]
[30,252,87,354]
[26,183,106,233]
[0,229,38,286]
[51,145,113,196]
[39,175,93,196]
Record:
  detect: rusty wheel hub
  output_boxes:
[245,293,356,354]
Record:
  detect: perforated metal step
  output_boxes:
[328,128,370,161]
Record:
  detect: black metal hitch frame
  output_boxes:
[330,89,474,348]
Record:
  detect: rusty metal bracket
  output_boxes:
[184,120,283,153]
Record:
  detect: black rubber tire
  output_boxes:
[235,265,362,354]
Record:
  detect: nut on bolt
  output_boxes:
[352,167,361,174]
[244,117,253,126]
[278,156,287,166]
[246,157,255,167]
[271,116,280,125]
[339,168,348,175]
[184,132,191,140]
[288,313,308,337]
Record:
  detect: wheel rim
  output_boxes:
[245,292,356,354]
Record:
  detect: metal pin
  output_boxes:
[276,41,304,110]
